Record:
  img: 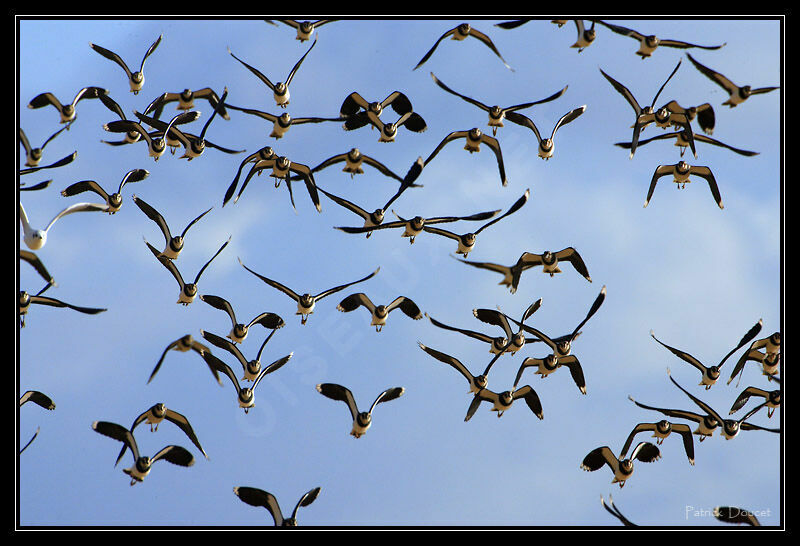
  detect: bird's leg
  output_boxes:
[301,314,308,325]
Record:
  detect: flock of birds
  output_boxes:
[18,18,781,527]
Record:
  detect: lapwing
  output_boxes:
[644,161,723,209]
[199,294,284,343]
[113,403,208,466]
[430,72,567,136]
[19,126,68,167]
[581,441,661,488]
[238,258,379,324]
[90,34,162,94]
[596,21,725,59]
[132,195,213,260]
[649,319,763,389]
[228,35,317,108]
[92,421,194,486]
[423,127,507,186]
[202,351,293,413]
[61,169,150,214]
[422,189,530,257]
[233,486,321,526]
[315,383,404,438]
[145,237,230,305]
[28,86,107,126]
[200,329,282,382]
[146,334,219,385]
[414,23,513,71]
[687,52,779,107]
[336,293,423,332]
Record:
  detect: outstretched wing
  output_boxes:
[667,370,723,423]
[555,247,592,282]
[316,383,359,421]
[729,386,770,415]
[688,165,723,209]
[386,296,423,319]
[150,444,195,467]
[139,34,163,72]
[550,105,586,139]
[430,72,490,112]
[193,237,231,285]
[20,151,78,176]
[629,441,661,463]
[163,409,208,459]
[228,47,275,91]
[475,189,530,235]
[426,313,495,344]
[650,331,708,374]
[238,258,300,302]
[200,330,249,372]
[644,165,675,208]
[369,387,405,414]
[19,390,55,410]
[418,342,477,387]
[90,42,133,78]
[200,294,238,327]
[718,319,763,369]
[467,26,513,71]
[414,26,457,70]
[92,420,138,462]
[315,267,380,300]
[619,423,657,460]
[580,446,617,473]
[29,295,107,315]
[233,486,283,526]
[290,487,322,522]
[336,292,375,314]
[285,35,318,85]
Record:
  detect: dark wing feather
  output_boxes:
[234,487,283,525]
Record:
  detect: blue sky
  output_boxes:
[17,17,782,527]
